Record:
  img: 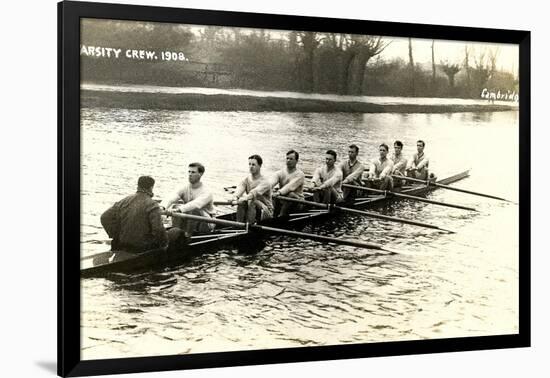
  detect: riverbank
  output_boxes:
[81,89,518,113]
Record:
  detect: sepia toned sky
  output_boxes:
[185,24,519,75]
[382,37,518,74]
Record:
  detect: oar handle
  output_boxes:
[343,183,385,194]
[274,194,328,209]
[214,201,236,206]
[164,211,246,229]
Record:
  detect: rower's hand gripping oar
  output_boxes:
[274,195,456,234]
[164,211,403,254]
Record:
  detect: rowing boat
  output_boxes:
[81,170,470,278]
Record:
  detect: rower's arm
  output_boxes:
[162,189,183,210]
[407,156,416,170]
[416,156,429,170]
[319,169,343,189]
[368,161,377,178]
[269,171,282,189]
[393,158,407,173]
[148,204,168,248]
[178,192,213,213]
[234,179,247,199]
[245,180,271,200]
[380,161,394,178]
[342,163,364,184]
[279,172,305,195]
[312,168,322,187]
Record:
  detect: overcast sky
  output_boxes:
[382,37,518,74]
[190,24,519,75]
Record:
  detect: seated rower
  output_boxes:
[407,139,430,180]
[162,162,215,239]
[340,144,365,202]
[271,149,305,217]
[234,154,274,224]
[101,175,168,253]
[366,143,394,190]
[390,140,408,188]
[311,149,344,204]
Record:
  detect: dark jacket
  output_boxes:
[101,190,168,252]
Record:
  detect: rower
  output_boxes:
[162,162,215,240]
[366,143,394,190]
[101,176,168,253]
[234,154,274,224]
[390,140,408,188]
[407,139,430,180]
[311,149,344,204]
[271,149,305,217]
[340,144,365,202]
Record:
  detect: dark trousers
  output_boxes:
[273,193,302,217]
[236,200,273,223]
[313,187,343,204]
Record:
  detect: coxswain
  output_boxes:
[101,176,167,253]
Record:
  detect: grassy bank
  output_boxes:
[81,89,517,113]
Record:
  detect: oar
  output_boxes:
[165,212,400,253]
[255,224,398,253]
[274,195,455,233]
[165,211,245,228]
[393,175,516,203]
[342,183,478,212]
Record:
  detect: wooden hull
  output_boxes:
[81,170,469,278]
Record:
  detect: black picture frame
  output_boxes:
[58,0,531,376]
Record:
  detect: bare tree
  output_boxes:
[431,40,436,89]
[315,33,388,95]
[347,36,389,94]
[471,48,498,95]
[408,38,415,96]
[441,60,461,89]
[463,45,472,95]
[297,32,320,92]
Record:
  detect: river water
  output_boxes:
[80,88,519,360]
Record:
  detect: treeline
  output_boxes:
[81,20,518,99]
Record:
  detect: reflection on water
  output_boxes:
[81,102,519,359]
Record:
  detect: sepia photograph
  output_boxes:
[76,13,521,365]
